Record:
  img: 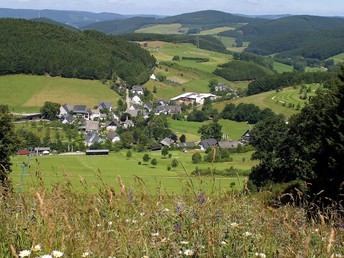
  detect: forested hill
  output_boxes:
[82,10,264,35]
[30,17,79,31]
[157,10,264,27]
[224,15,344,41]
[246,27,344,59]
[0,19,156,85]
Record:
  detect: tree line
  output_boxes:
[0,18,156,85]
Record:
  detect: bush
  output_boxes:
[192,152,202,164]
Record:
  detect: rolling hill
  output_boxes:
[0,18,156,85]
[0,74,120,113]
[0,8,127,28]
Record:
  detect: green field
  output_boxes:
[168,117,250,141]
[143,41,234,99]
[0,75,120,113]
[273,62,293,73]
[199,27,235,35]
[329,52,344,64]
[213,85,320,119]
[215,36,249,53]
[135,23,183,34]
[11,150,254,194]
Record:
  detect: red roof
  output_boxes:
[17,150,30,155]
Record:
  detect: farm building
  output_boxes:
[170,92,216,105]
[86,149,109,156]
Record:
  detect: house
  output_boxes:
[131,86,144,95]
[104,120,119,131]
[170,92,216,106]
[215,83,230,92]
[121,117,134,129]
[174,142,198,148]
[61,114,75,124]
[199,139,218,150]
[98,101,112,111]
[85,120,99,132]
[84,132,102,147]
[106,131,120,143]
[218,141,241,149]
[90,109,100,121]
[156,99,169,106]
[131,95,142,104]
[59,104,91,120]
[143,102,153,112]
[154,105,181,115]
[160,137,175,147]
[240,130,251,144]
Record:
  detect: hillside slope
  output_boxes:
[0,18,156,85]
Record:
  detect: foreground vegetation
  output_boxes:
[1,174,343,257]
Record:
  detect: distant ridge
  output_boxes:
[0,8,127,28]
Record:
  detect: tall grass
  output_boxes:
[1,171,343,257]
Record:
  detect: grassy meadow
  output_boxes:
[136,23,183,34]
[10,149,254,194]
[213,85,320,119]
[3,155,343,257]
[167,118,251,142]
[0,75,119,113]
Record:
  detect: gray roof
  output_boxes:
[98,102,112,110]
[106,131,119,140]
[218,141,241,149]
[175,142,198,148]
[86,120,99,131]
[85,132,100,144]
[160,137,175,146]
[199,138,218,149]
[73,105,88,113]
[132,86,143,92]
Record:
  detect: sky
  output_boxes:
[1,0,344,16]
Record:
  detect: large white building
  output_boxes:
[170,92,216,105]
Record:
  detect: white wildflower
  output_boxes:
[19,250,31,257]
[184,249,194,256]
[32,244,41,252]
[52,250,64,257]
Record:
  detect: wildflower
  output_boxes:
[184,249,194,256]
[221,241,227,245]
[255,252,266,258]
[180,240,189,245]
[244,231,253,237]
[141,256,149,258]
[82,252,91,257]
[97,223,101,227]
[164,208,170,212]
[132,220,137,224]
[108,221,113,226]
[151,232,159,237]
[32,244,42,251]
[52,250,64,257]
[41,255,53,258]
[140,212,145,216]
[335,254,343,258]
[19,250,31,257]
[230,222,238,228]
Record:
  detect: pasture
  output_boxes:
[212,85,320,118]
[11,150,254,194]
[135,23,183,34]
[0,75,119,113]
[273,61,293,73]
[167,117,251,141]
